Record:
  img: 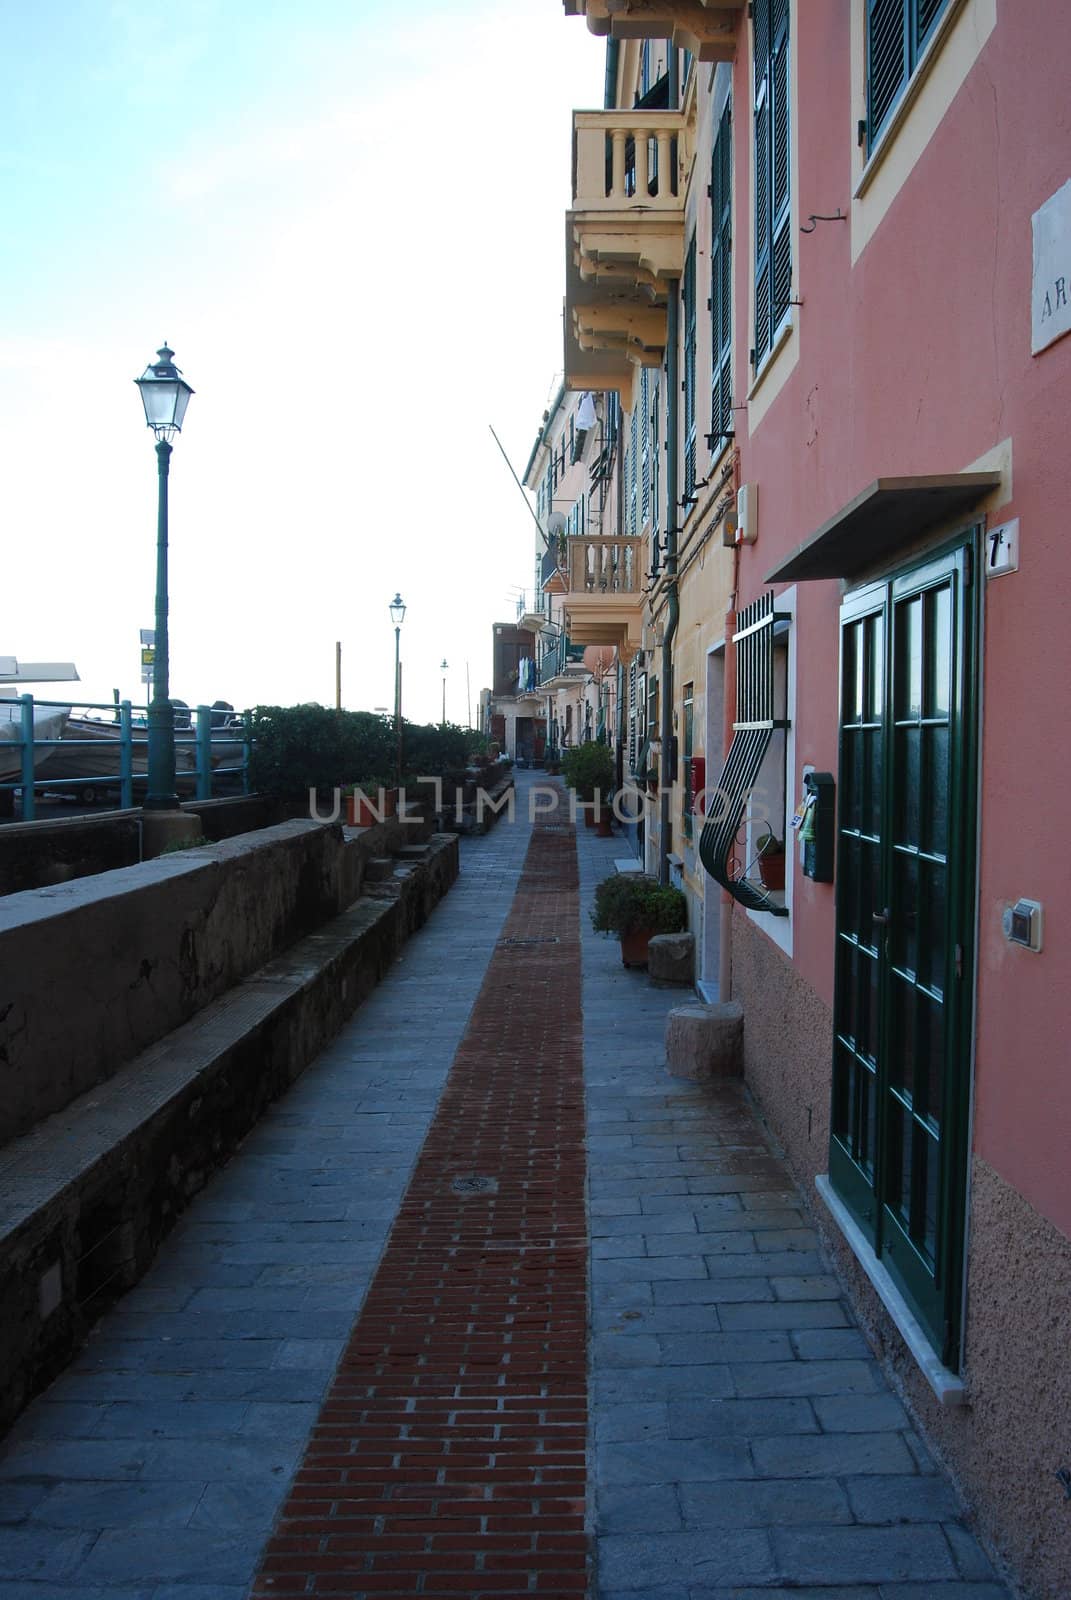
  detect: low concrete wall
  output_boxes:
[0,811,432,1145]
[0,834,459,1433]
[0,795,284,897]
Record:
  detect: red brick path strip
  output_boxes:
[251,815,588,1597]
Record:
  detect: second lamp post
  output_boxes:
[390,593,405,786]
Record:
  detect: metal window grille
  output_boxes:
[698,591,789,914]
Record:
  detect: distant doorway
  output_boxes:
[700,645,726,999]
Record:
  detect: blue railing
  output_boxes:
[0,694,254,821]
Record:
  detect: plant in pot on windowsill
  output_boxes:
[561,740,616,829]
[592,873,688,969]
[755,827,786,891]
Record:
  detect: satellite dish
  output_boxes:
[545,512,567,548]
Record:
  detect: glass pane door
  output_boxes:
[830,545,974,1367]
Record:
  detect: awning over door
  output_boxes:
[764,474,1002,584]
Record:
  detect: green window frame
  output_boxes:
[752,0,791,367]
[866,0,951,152]
[709,99,733,452]
[683,235,697,497]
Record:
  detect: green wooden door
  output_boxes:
[830,543,976,1367]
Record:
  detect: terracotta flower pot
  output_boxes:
[620,927,654,968]
[596,815,613,837]
[758,850,785,891]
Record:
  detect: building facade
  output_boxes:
[555,4,1071,1595]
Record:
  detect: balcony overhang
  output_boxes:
[563,1,745,62]
[764,474,1004,583]
[564,108,685,404]
[563,598,644,653]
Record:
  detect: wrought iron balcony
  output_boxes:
[539,635,587,688]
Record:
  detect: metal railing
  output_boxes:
[0,694,254,821]
[538,635,587,686]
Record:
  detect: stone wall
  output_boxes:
[0,795,283,897]
[0,812,431,1144]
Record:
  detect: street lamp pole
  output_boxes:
[135,345,194,811]
[440,658,448,728]
[390,593,406,787]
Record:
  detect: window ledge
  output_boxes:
[748,310,795,401]
[815,1175,967,1408]
[854,0,970,201]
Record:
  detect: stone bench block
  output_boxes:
[665,1000,744,1080]
[648,931,696,985]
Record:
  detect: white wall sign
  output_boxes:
[1032,178,1071,354]
[985,518,1019,579]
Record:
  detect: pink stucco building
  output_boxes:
[555,4,1071,1593]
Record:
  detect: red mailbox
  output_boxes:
[689,755,706,815]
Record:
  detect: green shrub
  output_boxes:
[591,873,687,937]
[561,740,615,800]
[249,705,394,799]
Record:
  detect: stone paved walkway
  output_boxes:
[0,772,1012,1599]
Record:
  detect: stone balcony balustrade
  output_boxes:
[563,534,644,654]
[565,109,687,406]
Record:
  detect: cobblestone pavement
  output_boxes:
[0,772,1013,1599]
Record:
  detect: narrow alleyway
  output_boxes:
[0,773,1011,1599]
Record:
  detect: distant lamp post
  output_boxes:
[390,593,406,785]
[440,658,449,728]
[134,344,194,810]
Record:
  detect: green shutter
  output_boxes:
[753,0,790,365]
[867,0,950,152]
[683,237,697,496]
[710,101,733,447]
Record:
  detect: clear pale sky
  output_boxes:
[0,1,604,725]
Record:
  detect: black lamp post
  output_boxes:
[390,592,406,785]
[134,344,194,810]
[440,658,449,728]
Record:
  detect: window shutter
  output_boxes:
[916,0,947,42]
[710,102,733,447]
[640,368,652,528]
[753,0,790,364]
[683,237,697,497]
[866,0,907,148]
[629,406,639,534]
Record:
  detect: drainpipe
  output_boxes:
[719,542,741,1001]
[659,280,680,887]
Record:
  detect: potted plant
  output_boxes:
[755,828,786,891]
[591,873,688,968]
[561,741,615,826]
[346,778,394,826]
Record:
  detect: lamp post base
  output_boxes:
[141,809,202,859]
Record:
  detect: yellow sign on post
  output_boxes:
[141,648,155,667]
